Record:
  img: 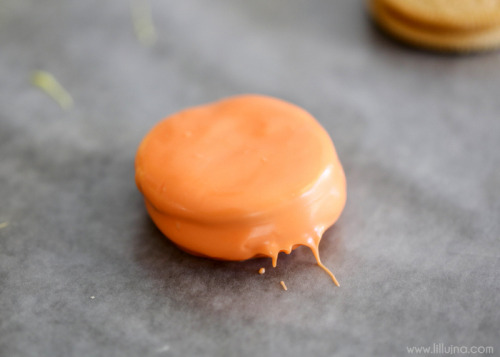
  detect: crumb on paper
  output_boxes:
[280,281,287,291]
[258,267,265,275]
[130,0,157,47]
[0,221,9,229]
[31,70,74,110]
[90,296,95,299]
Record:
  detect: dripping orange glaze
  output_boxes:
[135,95,346,285]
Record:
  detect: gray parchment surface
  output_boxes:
[1,1,499,356]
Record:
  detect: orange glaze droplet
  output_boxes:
[135,95,346,285]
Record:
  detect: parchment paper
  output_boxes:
[1,1,499,356]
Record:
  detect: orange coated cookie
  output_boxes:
[135,95,346,285]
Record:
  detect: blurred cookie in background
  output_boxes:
[370,0,500,52]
